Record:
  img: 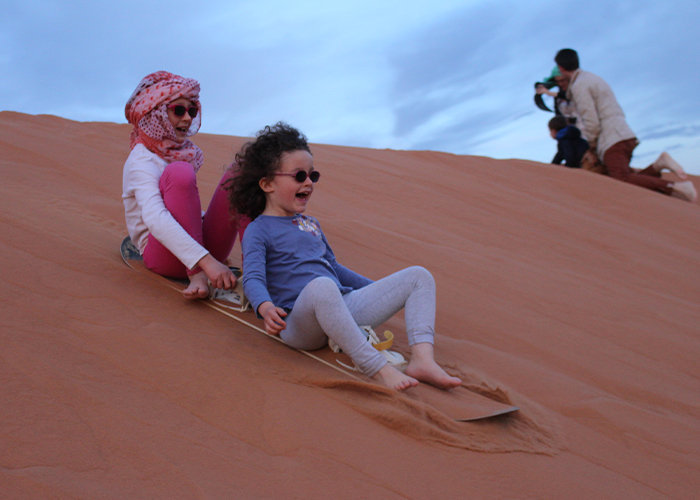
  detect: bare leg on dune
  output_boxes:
[405,343,462,390]
[652,152,688,179]
[373,364,419,391]
[183,271,209,299]
[670,180,698,203]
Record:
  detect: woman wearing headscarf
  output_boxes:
[122,71,248,298]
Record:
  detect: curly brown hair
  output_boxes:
[227,122,311,219]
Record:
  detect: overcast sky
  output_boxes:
[3,0,699,173]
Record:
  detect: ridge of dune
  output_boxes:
[1,111,698,498]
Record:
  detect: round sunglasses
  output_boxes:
[273,170,320,183]
[167,103,199,118]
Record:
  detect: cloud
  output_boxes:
[1,0,699,172]
[637,124,700,142]
[370,0,700,170]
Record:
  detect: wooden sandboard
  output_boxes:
[120,236,518,421]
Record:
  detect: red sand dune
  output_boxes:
[1,111,698,498]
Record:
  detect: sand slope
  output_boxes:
[1,111,698,498]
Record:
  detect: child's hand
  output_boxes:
[535,84,556,97]
[198,253,237,290]
[258,301,287,336]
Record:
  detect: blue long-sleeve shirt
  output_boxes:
[241,214,373,314]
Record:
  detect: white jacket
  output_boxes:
[566,69,636,157]
[122,144,208,270]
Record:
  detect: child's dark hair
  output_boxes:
[227,122,311,219]
[548,115,569,132]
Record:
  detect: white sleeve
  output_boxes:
[123,145,208,269]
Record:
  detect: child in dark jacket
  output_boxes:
[549,115,589,168]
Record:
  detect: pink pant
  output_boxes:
[143,162,250,279]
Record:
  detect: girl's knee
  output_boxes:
[301,277,345,309]
[307,276,341,295]
[161,162,197,190]
[406,266,434,287]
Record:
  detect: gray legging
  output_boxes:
[280,266,436,376]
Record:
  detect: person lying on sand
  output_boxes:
[227,122,462,392]
[122,71,249,299]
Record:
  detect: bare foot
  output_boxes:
[405,343,463,390]
[182,271,210,300]
[671,180,698,203]
[373,364,419,391]
[653,152,688,179]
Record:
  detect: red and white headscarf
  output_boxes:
[125,71,204,171]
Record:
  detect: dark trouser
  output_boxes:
[603,138,672,195]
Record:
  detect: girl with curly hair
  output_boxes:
[229,122,462,391]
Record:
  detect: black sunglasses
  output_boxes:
[167,103,198,118]
[273,170,320,183]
